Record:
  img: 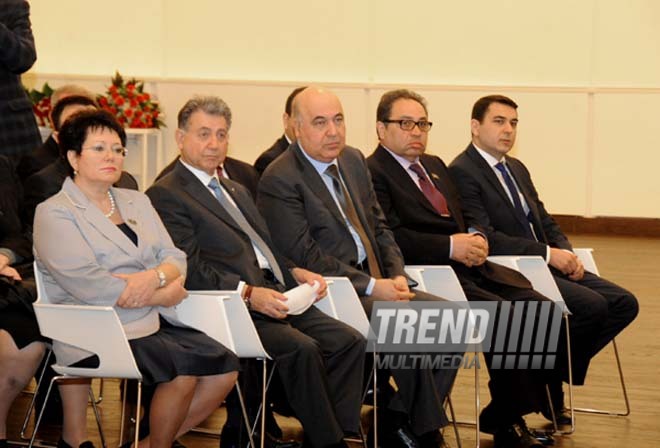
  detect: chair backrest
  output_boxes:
[315,277,374,342]
[175,284,271,360]
[488,255,570,314]
[33,263,142,379]
[404,265,468,302]
[573,247,600,276]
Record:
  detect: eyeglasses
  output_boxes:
[82,144,127,157]
[382,119,433,132]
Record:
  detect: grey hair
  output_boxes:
[177,96,232,130]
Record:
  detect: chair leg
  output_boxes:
[446,395,462,448]
[134,382,141,448]
[88,385,106,448]
[94,378,104,404]
[29,375,61,447]
[249,359,276,447]
[119,379,128,446]
[235,382,256,448]
[20,348,53,440]
[474,352,480,448]
[574,339,631,416]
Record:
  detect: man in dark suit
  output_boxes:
[22,95,138,228]
[366,89,561,448]
[449,94,639,418]
[258,87,456,448]
[155,154,259,198]
[0,0,42,163]
[254,86,306,176]
[146,96,366,448]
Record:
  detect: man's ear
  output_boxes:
[175,128,185,150]
[376,121,386,140]
[470,118,480,138]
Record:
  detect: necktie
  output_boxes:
[324,165,382,278]
[494,162,535,240]
[408,163,450,216]
[208,177,285,284]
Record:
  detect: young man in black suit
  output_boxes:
[253,86,306,176]
[147,95,366,448]
[366,89,560,448]
[449,94,639,421]
[258,87,458,448]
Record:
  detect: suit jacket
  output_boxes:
[146,160,297,291]
[16,134,59,181]
[0,154,30,262]
[367,145,530,288]
[33,177,187,363]
[257,143,406,296]
[254,134,289,176]
[155,155,259,198]
[0,0,41,158]
[22,157,138,231]
[449,144,572,256]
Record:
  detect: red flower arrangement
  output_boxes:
[26,82,54,127]
[97,72,164,129]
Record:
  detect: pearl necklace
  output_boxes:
[105,190,116,218]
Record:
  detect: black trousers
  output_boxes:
[551,270,639,385]
[458,273,557,428]
[253,305,367,448]
[363,288,459,436]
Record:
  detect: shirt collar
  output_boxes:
[298,142,338,176]
[180,159,220,188]
[381,145,420,170]
[473,143,504,168]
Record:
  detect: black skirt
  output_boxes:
[0,306,45,349]
[73,318,240,386]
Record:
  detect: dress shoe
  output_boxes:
[417,429,449,448]
[0,439,7,448]
[220,427,300,448]
[493,421,544,448]
[368,423,421,448]
[541,407,573,426]
[57,439,95,448]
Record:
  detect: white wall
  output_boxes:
[23,0,660,218]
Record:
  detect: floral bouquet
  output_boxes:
[26,82,54,127]
[97,71,164,129]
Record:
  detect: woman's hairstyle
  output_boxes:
[58,109,127,176]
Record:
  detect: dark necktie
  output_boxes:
[208,177,285,284]
[494,162,535,240]
[408,163,450,216]
[324,165,382,278]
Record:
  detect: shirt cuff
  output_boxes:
[449,235,454,258]
[0,248,17,265]
[545,245,551,263]
[366,277,376,296]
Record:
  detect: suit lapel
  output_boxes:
[419,154,466,228]
[466,145,524,223]
[62,179,142,261]
[375,146,440,217]
[293,145,347,228]
[173,162,246,235]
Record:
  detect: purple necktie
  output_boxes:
[409,163,450,216]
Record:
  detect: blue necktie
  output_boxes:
[494,162,535,240]
[208,177,285,284]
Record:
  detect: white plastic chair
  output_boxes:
[572,248,630,417]
[174,283,272,448]
[405,265,480,448]
[487,255,575,434]
[31,263,143,448]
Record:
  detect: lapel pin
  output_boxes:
[431,173,440,180]
[128,219,137,225]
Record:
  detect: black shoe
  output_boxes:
[220,427,300,448]
[368,424,420,448]
[417,430,448,448]
[541,407,572,426]
[0,439,7,448]
[493,421,544,448]
[57,440,96,448]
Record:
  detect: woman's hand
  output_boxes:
[114,270,160,308]
[0,254,22,281]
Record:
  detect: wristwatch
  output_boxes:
[155,268,167,288]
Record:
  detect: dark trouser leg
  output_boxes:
[552,271,639,385]
[254,307,366,448]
